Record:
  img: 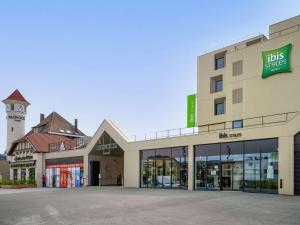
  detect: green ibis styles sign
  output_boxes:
[262,43,292,79]
[187,94,196,128]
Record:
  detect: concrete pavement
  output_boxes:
[0,187,299,225]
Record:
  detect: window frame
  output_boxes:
[214,98,225,115]
[232,120,243,129]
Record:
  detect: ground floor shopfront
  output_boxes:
[139,138,278,194]
[40,117,300,195]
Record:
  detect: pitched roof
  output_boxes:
[27,133,76,153]
[2,89,30,105]
[8,133,78,155]
[33,112,86,137]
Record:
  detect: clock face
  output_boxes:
[15,104,25,112]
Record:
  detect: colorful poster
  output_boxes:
[72,167,76,187]
[187,94,196,128]
[262,43,292,79]
[56,168,60,188]
[75,168,81,187]
[49,168,53,188]
[67,167,72,188]
[46,168,50,187]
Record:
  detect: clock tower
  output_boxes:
[2,89,30,153]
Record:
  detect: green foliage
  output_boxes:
[0,179,36,186]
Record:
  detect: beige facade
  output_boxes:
[34,15,300,195]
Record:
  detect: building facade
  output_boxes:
[3,15,300,195]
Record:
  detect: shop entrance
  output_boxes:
[90,161,100,186]
[89,132,124,186]
[221,162,243,191]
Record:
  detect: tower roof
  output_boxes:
[2,89,30,105]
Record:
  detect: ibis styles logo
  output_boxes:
[262,43,292,79]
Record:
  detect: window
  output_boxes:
[194,138,278,193]
[215,98,225,115]
[210,75,223,93]
[140,147,188,189]
[21,169,26,181]
[29,168,35,182]
[233,60,243,76]
[13,169,18,180]
[215,80,223,92]
[233,88,243,104]
[215,51,226,70]
[233,120,243,129]
[11,104,14,111]
[11,127,14,132]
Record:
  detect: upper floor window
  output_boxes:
[233,120,243,129]
[11,104,14,111]
[210,75,223,93]
[215,80,223,92]
[215,51,226,70]
[215,97,225,115]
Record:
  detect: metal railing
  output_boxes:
[132,111,298,142]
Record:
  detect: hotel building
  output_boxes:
[4,15,300,195]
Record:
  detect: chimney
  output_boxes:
[74,119,78,133]
[40,113,45,122]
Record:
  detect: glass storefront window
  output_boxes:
[140,150,155,188]
[140,146,188,189]
[194,138,278,194]
[207,155,220,190]
[13,169,18,180]
[29,168,35,182]
[195,156,207,190]
[244,153,260,192]
[261,152,278,193]
[21,168,26,181]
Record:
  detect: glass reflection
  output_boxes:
[140,147,188,189]
[194,138,278,194]
[261,152,278,193]
[244,153,260,192]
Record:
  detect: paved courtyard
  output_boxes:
[0,187,300,225]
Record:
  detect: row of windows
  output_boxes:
[194,139,278,193]
[16,141,32,151]
[140,138,278,193]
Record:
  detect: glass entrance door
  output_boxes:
[221,162,243,191]
[221,163,232,190]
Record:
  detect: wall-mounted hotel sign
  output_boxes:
[219,132,242,139]
[262,43,292,79]
[187,94,196,128]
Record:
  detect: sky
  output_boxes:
[1,0,300,153]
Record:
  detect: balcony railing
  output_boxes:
[132,111,298,142]
[49,136,91,152]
